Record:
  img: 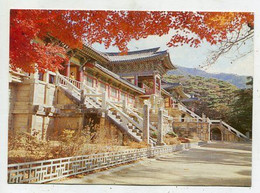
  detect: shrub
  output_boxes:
[177,137,190,143]
[167,131,177,137]
[151,131,157,139]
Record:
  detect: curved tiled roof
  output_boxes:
[105,47,160,56]
[103,48,175,70]
[106,50,168,63]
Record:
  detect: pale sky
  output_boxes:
[92,30,254,76]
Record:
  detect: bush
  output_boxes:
[177,137,190,143]
[167,131,177,137]
[151,131,157,139]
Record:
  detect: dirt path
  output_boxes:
[51,142,252,186]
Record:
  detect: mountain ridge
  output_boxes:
[167,65,249,89]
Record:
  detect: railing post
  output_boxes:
[102,92,107,111]
[207,117,211,141]
[202,113,206,122]
[157,108,165,145]
[30,68,39,83]
[80,84,86,104]
[43,71,49,83]
[143,102,150,144]
[123,99,127,113]
[55,71,59,85]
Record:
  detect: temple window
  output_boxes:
[111,87,118,98]
[128,95,134,104]
[121,92,126,101]
[100,82,106,92]
[87,76,93,87]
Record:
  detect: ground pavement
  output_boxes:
[51,141,252,186]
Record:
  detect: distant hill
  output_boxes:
[163,74,239,119]
[167,66,249,89]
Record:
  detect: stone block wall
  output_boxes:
[9,75,134,144]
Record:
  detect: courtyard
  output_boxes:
[53,142,252,186]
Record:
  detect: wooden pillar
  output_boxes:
[153,75,156,94]
[157,108,165,145]
[134,75,138,86]
[118,90,121,101]
[158,77,161,95]
[107,84,110,99]
[143,103,150,144]
[79,69,84,82]
[65,61,71,77]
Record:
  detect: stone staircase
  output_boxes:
[178,103,203,121]
[177,103,249,141]
[56,73,156,145]
[210,120,249,141]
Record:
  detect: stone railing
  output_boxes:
[172,117,203,123]
[8,142,206,184]
[210,120,249,140]
[177,103,203,121]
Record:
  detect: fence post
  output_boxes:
[143,103,150,144]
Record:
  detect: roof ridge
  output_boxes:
[104,47,160,56]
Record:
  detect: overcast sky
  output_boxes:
[93,30,254,76]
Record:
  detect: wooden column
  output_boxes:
[107,84,110,99]
[134,75,138,86]
[153,75,157,94]
[143,103,150,144]
[79,69,84,82]
[118,90,121,101]
[158,77,161,95]
[65,61,71,77]
[157,108,165,145]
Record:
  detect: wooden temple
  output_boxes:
[8,37,249,144]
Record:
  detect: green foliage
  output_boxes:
[167,131,177,137]
[164,74,238,119]
[151,131,157,139]
[227,77,253,133]
[164,74,253,134]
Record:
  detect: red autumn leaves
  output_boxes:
[10,10,254,73]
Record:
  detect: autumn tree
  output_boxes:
[10,10,254,72]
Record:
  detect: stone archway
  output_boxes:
[210,128,222,141]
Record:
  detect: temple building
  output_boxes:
[8,38,249,145]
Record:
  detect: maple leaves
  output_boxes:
[9,10,254,72]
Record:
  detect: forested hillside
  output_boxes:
[164,74,253,134]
